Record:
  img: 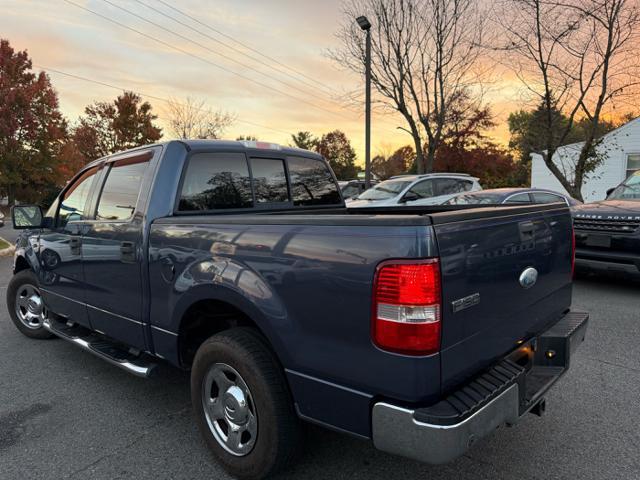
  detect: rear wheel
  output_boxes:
[191,327,302,480]
[7,270,54,339]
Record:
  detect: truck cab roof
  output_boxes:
[86,140,321,168]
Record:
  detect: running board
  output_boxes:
[43,317,157,378]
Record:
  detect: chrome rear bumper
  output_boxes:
[371,310,589,464]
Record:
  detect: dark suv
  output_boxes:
[572,172,640,276]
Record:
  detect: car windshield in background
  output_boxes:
[358,180,411,200]
[608,173,640,201]
[446,192,504,205]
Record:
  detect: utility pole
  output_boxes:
[356,16,372,188]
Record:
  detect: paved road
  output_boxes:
[0,225,19,244]
[1,250,638,479]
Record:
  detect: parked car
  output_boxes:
[444,188,582,207]
[338,179,375,200]
[346,173,481,208]
[0,210,4,227]
[572,171,640,277]
[8,140,587,480]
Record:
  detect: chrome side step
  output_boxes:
[43,317,157,378]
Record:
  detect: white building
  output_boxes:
[531,117,640,202]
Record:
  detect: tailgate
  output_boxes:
[432,205,573,393]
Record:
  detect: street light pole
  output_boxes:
[356,16,372,189]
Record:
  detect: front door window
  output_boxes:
[57,166,100,227]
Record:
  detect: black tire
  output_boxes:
[191,327,302,480]
[7,269,54,340]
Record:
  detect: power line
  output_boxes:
[133,0,338,98]
[38,65,294,137]
[61,0,405,138]
[100,0,339,105]
[62,0,352,121]
[154,0,336,94]
[145,0,406,135]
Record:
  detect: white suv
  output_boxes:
[346,173,482,208]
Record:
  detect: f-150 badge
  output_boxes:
[452,293,480,313]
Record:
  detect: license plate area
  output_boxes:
[413,312,588,425]
[517,311,589,413]
[586,234,611,248]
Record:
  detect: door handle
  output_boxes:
[120,241,136,262]
[519,221,535,242]
[69,236,82,255]
[120,242,135,254]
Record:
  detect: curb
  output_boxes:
[0,237,15,257]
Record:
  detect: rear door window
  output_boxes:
[250,158,289,204]
[287,156,341,206]
[178,153,252,211]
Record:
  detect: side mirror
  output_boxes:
[11,205,43,229]
[401,191,420,203]
[606,187,615,198]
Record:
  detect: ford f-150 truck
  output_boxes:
[8,140,588,480]
[573,171,640,277]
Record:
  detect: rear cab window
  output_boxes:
[287,156,341,206]
[250,158,289,204]
[177,151,341,213]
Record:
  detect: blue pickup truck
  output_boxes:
[8,140,588,479]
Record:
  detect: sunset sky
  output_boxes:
[2,0,524,165]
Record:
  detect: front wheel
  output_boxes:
[191,327,302,480]
[7,269,54,339]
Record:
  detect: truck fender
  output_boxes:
[13,236,41,276]
[167,256,293,366]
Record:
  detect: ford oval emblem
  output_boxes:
[519,267,538,289]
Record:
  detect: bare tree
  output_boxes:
[497,0,640,200]
[331,0,488,173]
[166,97,235,140]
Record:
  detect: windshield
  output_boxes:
[358,180,412,200]
[607,173,640,201]
[445,192,505,205]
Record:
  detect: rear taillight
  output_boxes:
[372,260,442,356]
[571,226,576,278]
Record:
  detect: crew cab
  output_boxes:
[573,171,640,277]
[8,140,587,479]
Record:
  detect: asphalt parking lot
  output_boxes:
[1,226,639,480]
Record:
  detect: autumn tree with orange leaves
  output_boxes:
[0,39,68,205]
[70,91,162,162]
